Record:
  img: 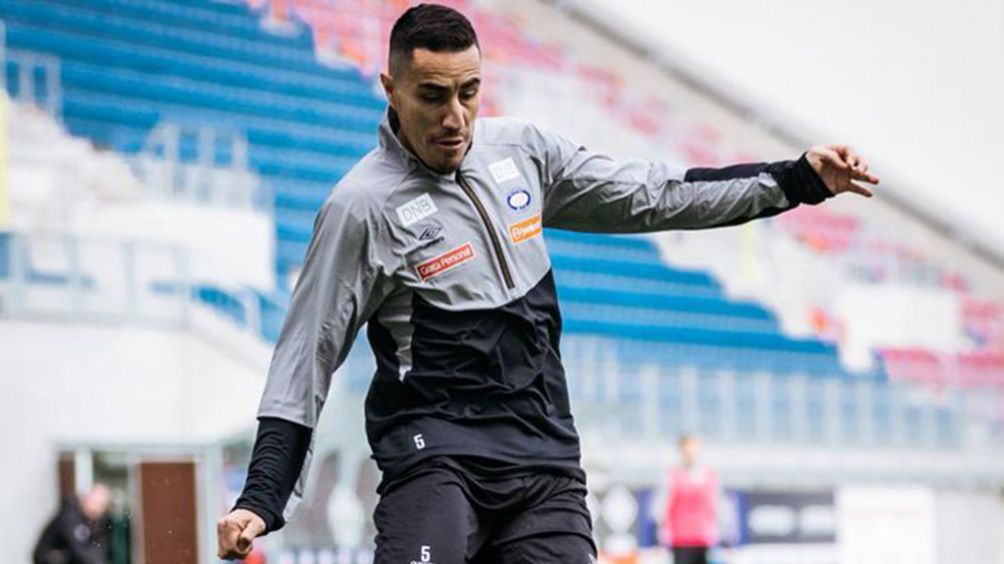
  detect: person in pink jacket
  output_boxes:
[660,434,719,564]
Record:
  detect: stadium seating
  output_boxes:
[775,205,860,253]
[0,0,862,379]
[1,0,383,277]
[4,4,1002,561]
[0,233,9,281]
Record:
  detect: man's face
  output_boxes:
[680,437,700,467]
[381,45,481,174]
[80,484,111,521]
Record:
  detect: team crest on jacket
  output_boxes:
[506,189,532,211]
[416,243,476,281]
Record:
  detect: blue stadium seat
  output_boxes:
[0,233,10,281]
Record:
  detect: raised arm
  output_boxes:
[527,124,877,233]
[217,196,391,559]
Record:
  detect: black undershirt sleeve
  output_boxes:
[765,153,834,206]
[232,416,313,533]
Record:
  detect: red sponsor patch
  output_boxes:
[415,242,476,281]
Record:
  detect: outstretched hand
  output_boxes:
[806,145,880,198]
[217,508,266,560]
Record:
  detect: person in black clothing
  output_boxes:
[34,483,111,564]
[216,3,878,562]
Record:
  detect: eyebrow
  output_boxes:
[416,78,481,91]
[417,83,450,92]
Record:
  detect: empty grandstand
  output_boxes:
[2,0,1002,562]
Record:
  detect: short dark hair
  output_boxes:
[388,4,480,75]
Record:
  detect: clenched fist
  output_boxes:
[806,144,880,198]
[217,508,266,560]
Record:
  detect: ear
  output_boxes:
[379,72,396,110]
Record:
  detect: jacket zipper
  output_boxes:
[455,171,515,290]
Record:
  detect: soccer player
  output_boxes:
[660,434,719,564]
[217,4,879,562]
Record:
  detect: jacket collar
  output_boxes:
[378,108,476,180]
[378,108,415,164]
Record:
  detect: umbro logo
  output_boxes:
[419,226,443,241]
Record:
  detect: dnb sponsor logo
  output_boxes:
[508,213,542,244]
[396,193,437,227]
[416,243,475,281]
[488,157,521,184]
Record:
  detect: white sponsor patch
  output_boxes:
[396,193,437,227]
[488,157,521,185]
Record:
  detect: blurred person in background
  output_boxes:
[217,3,879,562]
[659,435,719,564]
[33,483,111,564]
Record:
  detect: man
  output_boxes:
[33,483,111,564]
[218,4,879,562]
[659,434,719,564]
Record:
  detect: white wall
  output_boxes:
[935,490,1004,564]
[583,0,1004,250]
[6,99,276,290]
[836,486,1004,564]
[70,200,276,290]
[0,319,268,563]
[838,485,938,564]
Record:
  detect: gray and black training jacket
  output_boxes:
[233,111,833,531]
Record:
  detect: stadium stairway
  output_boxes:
[0,0,859,379]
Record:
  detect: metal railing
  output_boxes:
[0,231,280,347]
[132,121,271,211]
[4,48,62,118]
[561,343,986,451]
[2,230,1002,454]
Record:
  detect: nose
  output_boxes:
[442,96,464,132]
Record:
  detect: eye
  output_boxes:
[461,86,479,99]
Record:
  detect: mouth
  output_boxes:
[433,137,466,151]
